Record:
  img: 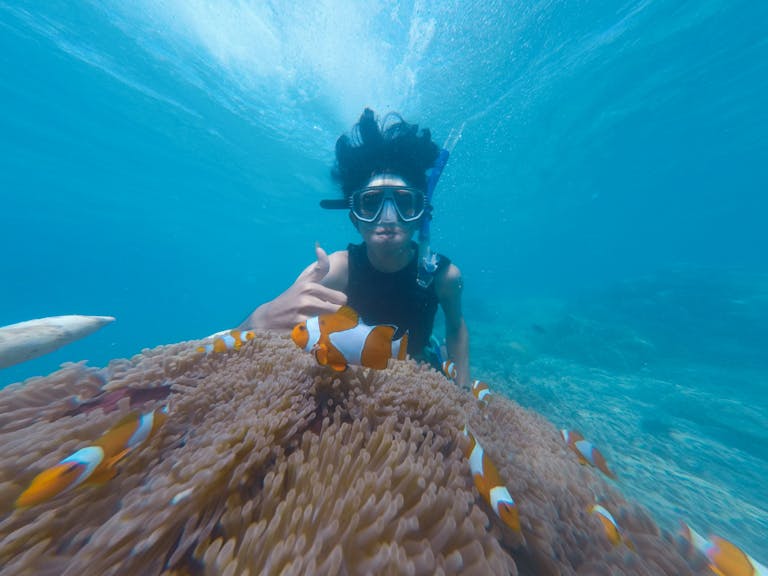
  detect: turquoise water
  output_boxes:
[1,0,766,560]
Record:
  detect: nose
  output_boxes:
[377,198,399,223]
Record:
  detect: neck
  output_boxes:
[365,242,414,273]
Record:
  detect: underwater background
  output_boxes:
[1,0,766,561]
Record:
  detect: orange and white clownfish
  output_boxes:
[560,429,617,480]
[291,306,408,371]
[462,426,521,533]
[471,380,491,402]
[197,329,255,354]
[680,522,767,576]
[590,504,635,550]
[442,360,457,379]
[16,406,168,508]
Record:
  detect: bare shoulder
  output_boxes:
[322,250,349,291]
[436,262,463,300]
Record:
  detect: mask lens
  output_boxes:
[352,186,425,222]
[393,188,423,220]
[356,189,385,220]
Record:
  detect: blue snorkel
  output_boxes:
[417,122,465,288]
[416,149,450,288]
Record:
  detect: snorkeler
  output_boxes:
[239,108,469,387]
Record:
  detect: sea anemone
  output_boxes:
[0,332,708,575]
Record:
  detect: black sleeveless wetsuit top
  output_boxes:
[346,242,450,360]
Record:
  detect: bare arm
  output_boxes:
[436,263,469,388]
[238,244,348,331]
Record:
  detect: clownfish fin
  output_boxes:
[588,444,617,479]
[396,332,408,361]
[320,306,359,333]
[313,344,329,366]
[103,447,131,470]
[496,498,522,533]
[335,306,359,324]
[85,464,119,485]
[623,535,637,552]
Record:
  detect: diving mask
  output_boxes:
[350,186,426,223]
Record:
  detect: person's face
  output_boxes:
[350,174,422,251]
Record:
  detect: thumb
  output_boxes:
[298,242,330,283]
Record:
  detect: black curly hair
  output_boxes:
[332,108,439,199]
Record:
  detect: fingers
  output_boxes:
[310,284,347,306]
[314,242,329,269]
[299,293,347,319]
[296,242,330,283]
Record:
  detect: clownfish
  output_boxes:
[560,429,617,480]
[471,380,491,402]
[197,329,255,354]
[442,360,457,379]
[291,306,408,371]
[590,504,635,550]
[680,522,767,576]
[462,426,521,533]
[16,406,168,508]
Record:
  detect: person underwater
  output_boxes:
[238,108,470,388]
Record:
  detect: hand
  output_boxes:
[240,244,347,331]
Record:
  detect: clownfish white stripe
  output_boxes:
[170,487,194,505]
[61,446,105,488]
[328,323,374,366]
[391,336,405,359]
[489,485,515,511]
[471,380,491,402]
[305,316,321,351]
[592,504,617,526]
[127,411,156,449]
[574,440,597,464]
[467,439,485,477]
[682,524,710,551]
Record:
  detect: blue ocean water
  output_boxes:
[1,0,766,560]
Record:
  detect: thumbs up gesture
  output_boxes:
[296,243,332,284]
[239,244,347,331]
